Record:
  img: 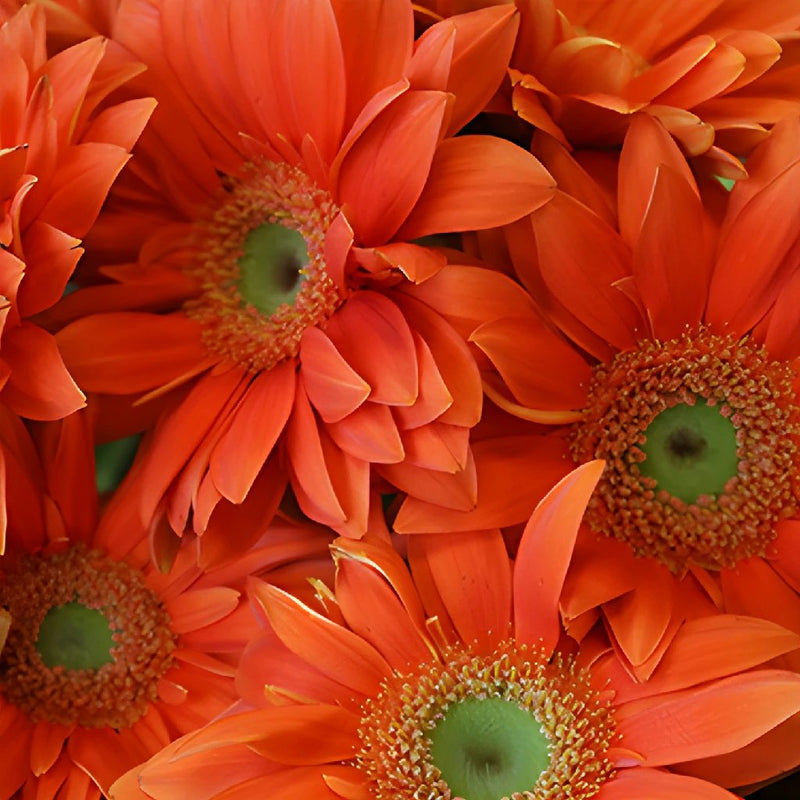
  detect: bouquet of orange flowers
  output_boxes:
[2,1,800,798]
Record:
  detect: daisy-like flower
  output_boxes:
[398,113,800,728]
[0,3,154,421]
[420,0,800,178]
[0,410,334,799]
[51,0,555,551]
[111,461,800,799]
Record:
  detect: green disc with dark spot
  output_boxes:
[640,398,739,504]
[37,602,115,671]
[238,222,308,316]
[428,697,549,800]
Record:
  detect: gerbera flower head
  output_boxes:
[0,2,153,421]
[0,410,333,799]
[421,0,800,177]
[113,462,800,799]
[52,0,555,554]
[403,113,800,702]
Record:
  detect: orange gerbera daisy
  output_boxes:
[50,0,554,553]
[0,410,334,799]
[110,461,800,800]
[419,0,800,178]
[398,113,800,728]
[0,3,153,421]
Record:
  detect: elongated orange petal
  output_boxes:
[434,4,519,135]
[707,158,800,334]
[334,555,434,670]
[513,460,605,656]
[398,135,555,239]
[250,579,391,697]
[400,422,468,472]
[1,322,85,420]
[393,434,571,532]
[616,670,800,766]
[338,89,447,245]
[599,615,800,704]
[472,314,592,410]
[598,767,738,800]
[633,164,712,339]
[331,0,412,129]
[56,311,208,394]
[209,364,295,503]
[531,191,642,351]
[326,291,418,406]
[417,529,512,653]
[300,327,369,424]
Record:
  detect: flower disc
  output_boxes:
[184,160,344,372]
[571,330,800,571]
[358,642,615,800]
[0,545,176,728]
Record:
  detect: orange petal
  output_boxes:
[398,135,555,239]
[331,0,413,129]
[393,292,481,427]
[334,553,434,670]
[379,447,477,512]
[472,314,591,410]
[707,158,800,333]
[429,4,519,135]
[633,164,712,339]
[300,327,370,424]
[393,433,572,532]
[600,615,800,704]
[615,670,800,766]
[326,401,404,464]
[326,291,418,406]
[338,89,448,245]
[530,191,642,351]
[1,322,85,420]
[598,767,739,800]
[400,422,468,472]
[209,364,295,503]
[30,720,73,775]
[250,579,391,697]
[56,311,208,394]
[513,460,605,655]
[164,587,240,635]
[416,529,512,652]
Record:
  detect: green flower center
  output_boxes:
[36,602,116,671]
[428,697,549,800]
[0,545,176,728]
[571,330,800,571]
[237,222,308,316]
[639,398,739,504]
[358,643,615,800]
[185,160,343,373]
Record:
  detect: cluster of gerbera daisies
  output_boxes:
[3,0,800,798]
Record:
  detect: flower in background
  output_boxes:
[0,3,154,420]
[398,113,800,736]
[112,462,800,799]
[419,0,800,179]
[51,0,555,557]
[0,410,333,799]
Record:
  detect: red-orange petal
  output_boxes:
[1,321,85,420]
[513,460,605,655]
[250,579,392,697]
[615,670,800,766]
[56,311,208,394]
[209,363,295,503]
[598,767,738,800]
[398,135,556,239]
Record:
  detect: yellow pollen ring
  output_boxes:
[357,641,616,800]
[184,160,345,373]
[571,330,800,572]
